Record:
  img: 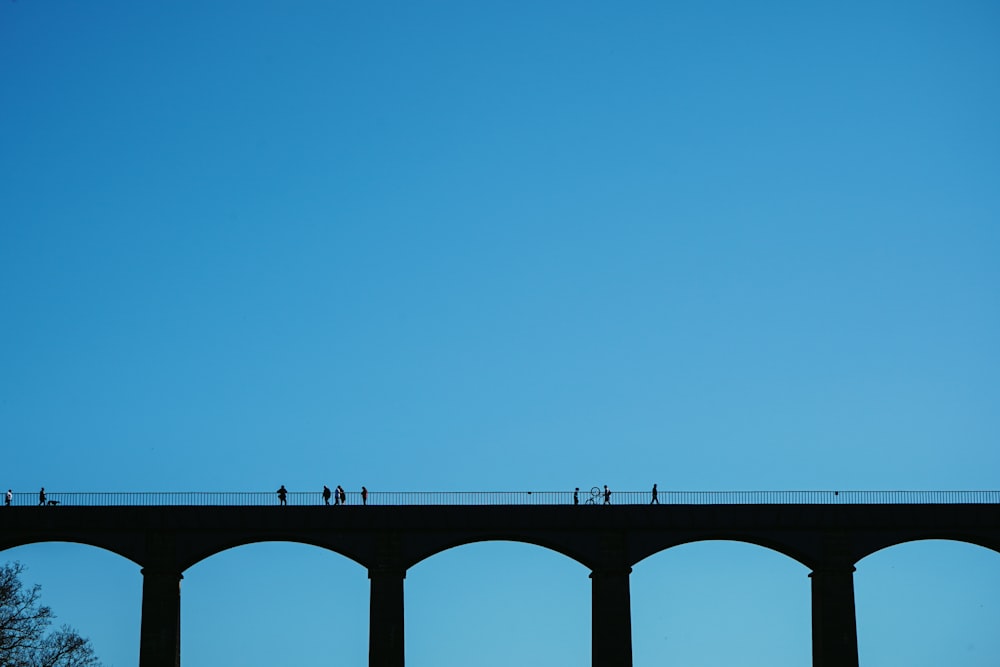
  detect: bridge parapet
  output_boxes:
[6,489,1000,507]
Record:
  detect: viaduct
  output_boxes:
[1,490,998,667]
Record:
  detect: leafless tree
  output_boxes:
[0,562,101,667]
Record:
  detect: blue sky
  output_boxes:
[1,1,998,665]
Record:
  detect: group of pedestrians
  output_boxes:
[276,484,369,506]
[8,484,661,507]
[3,488,58,506]
[572,484,661,505]
[322,484,356,505]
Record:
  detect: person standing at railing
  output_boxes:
[323,485,332,506]
[277,485,288,506]
[574,488,580,505]
[361,486,368,505]
[651,483,659,504]
[38,488,46,506]
[5,489,11,506]
[336,485,345,505]
[603,485,611,505]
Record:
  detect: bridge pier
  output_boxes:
[809,565,859,667]
[369,567,406,667]
[590,566,633,667]
[139,568,183,667]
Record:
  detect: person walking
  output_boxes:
[336,485,345,505]
[573,487,580,505]
[38,487,46,506]
[603,485,611,505]
[277,485,288,506]
[322,485,332,506]
[651,483,659,504]
[5,489,12,506]
[361,486,368,506]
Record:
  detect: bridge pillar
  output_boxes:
[590,565,633,667]
[139,568,182,667]
[809,565,859,667]
[369,550,406,667]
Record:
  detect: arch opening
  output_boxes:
[1,542,142,667]
[407,540,591,667]
[181,541,368,667]
[856,539,1000,667]
[631,540,811,667]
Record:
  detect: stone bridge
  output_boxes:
[2,493,998,666]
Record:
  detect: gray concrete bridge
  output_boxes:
[2,492,999,667]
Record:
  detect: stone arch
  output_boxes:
[630,532,817,570]
[854,532,1000,564]
[177,534,370,572]
[0,535,143,567]
[405,532,593,571]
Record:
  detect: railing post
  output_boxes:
[139,567,183,667]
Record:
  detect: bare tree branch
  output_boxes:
[0,563,103,667]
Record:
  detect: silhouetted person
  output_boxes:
[574,487,579,505]
[337,485,346,505]
[38,487,46,506]
[277,485,287,506]
[651,483,659,504]
[322,485,331,505]
[361,486,368,505]
[603,485,611,505]
[5,489,11,506]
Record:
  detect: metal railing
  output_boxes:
[3,489,999,507]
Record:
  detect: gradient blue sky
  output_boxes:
[1,2,998,665]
